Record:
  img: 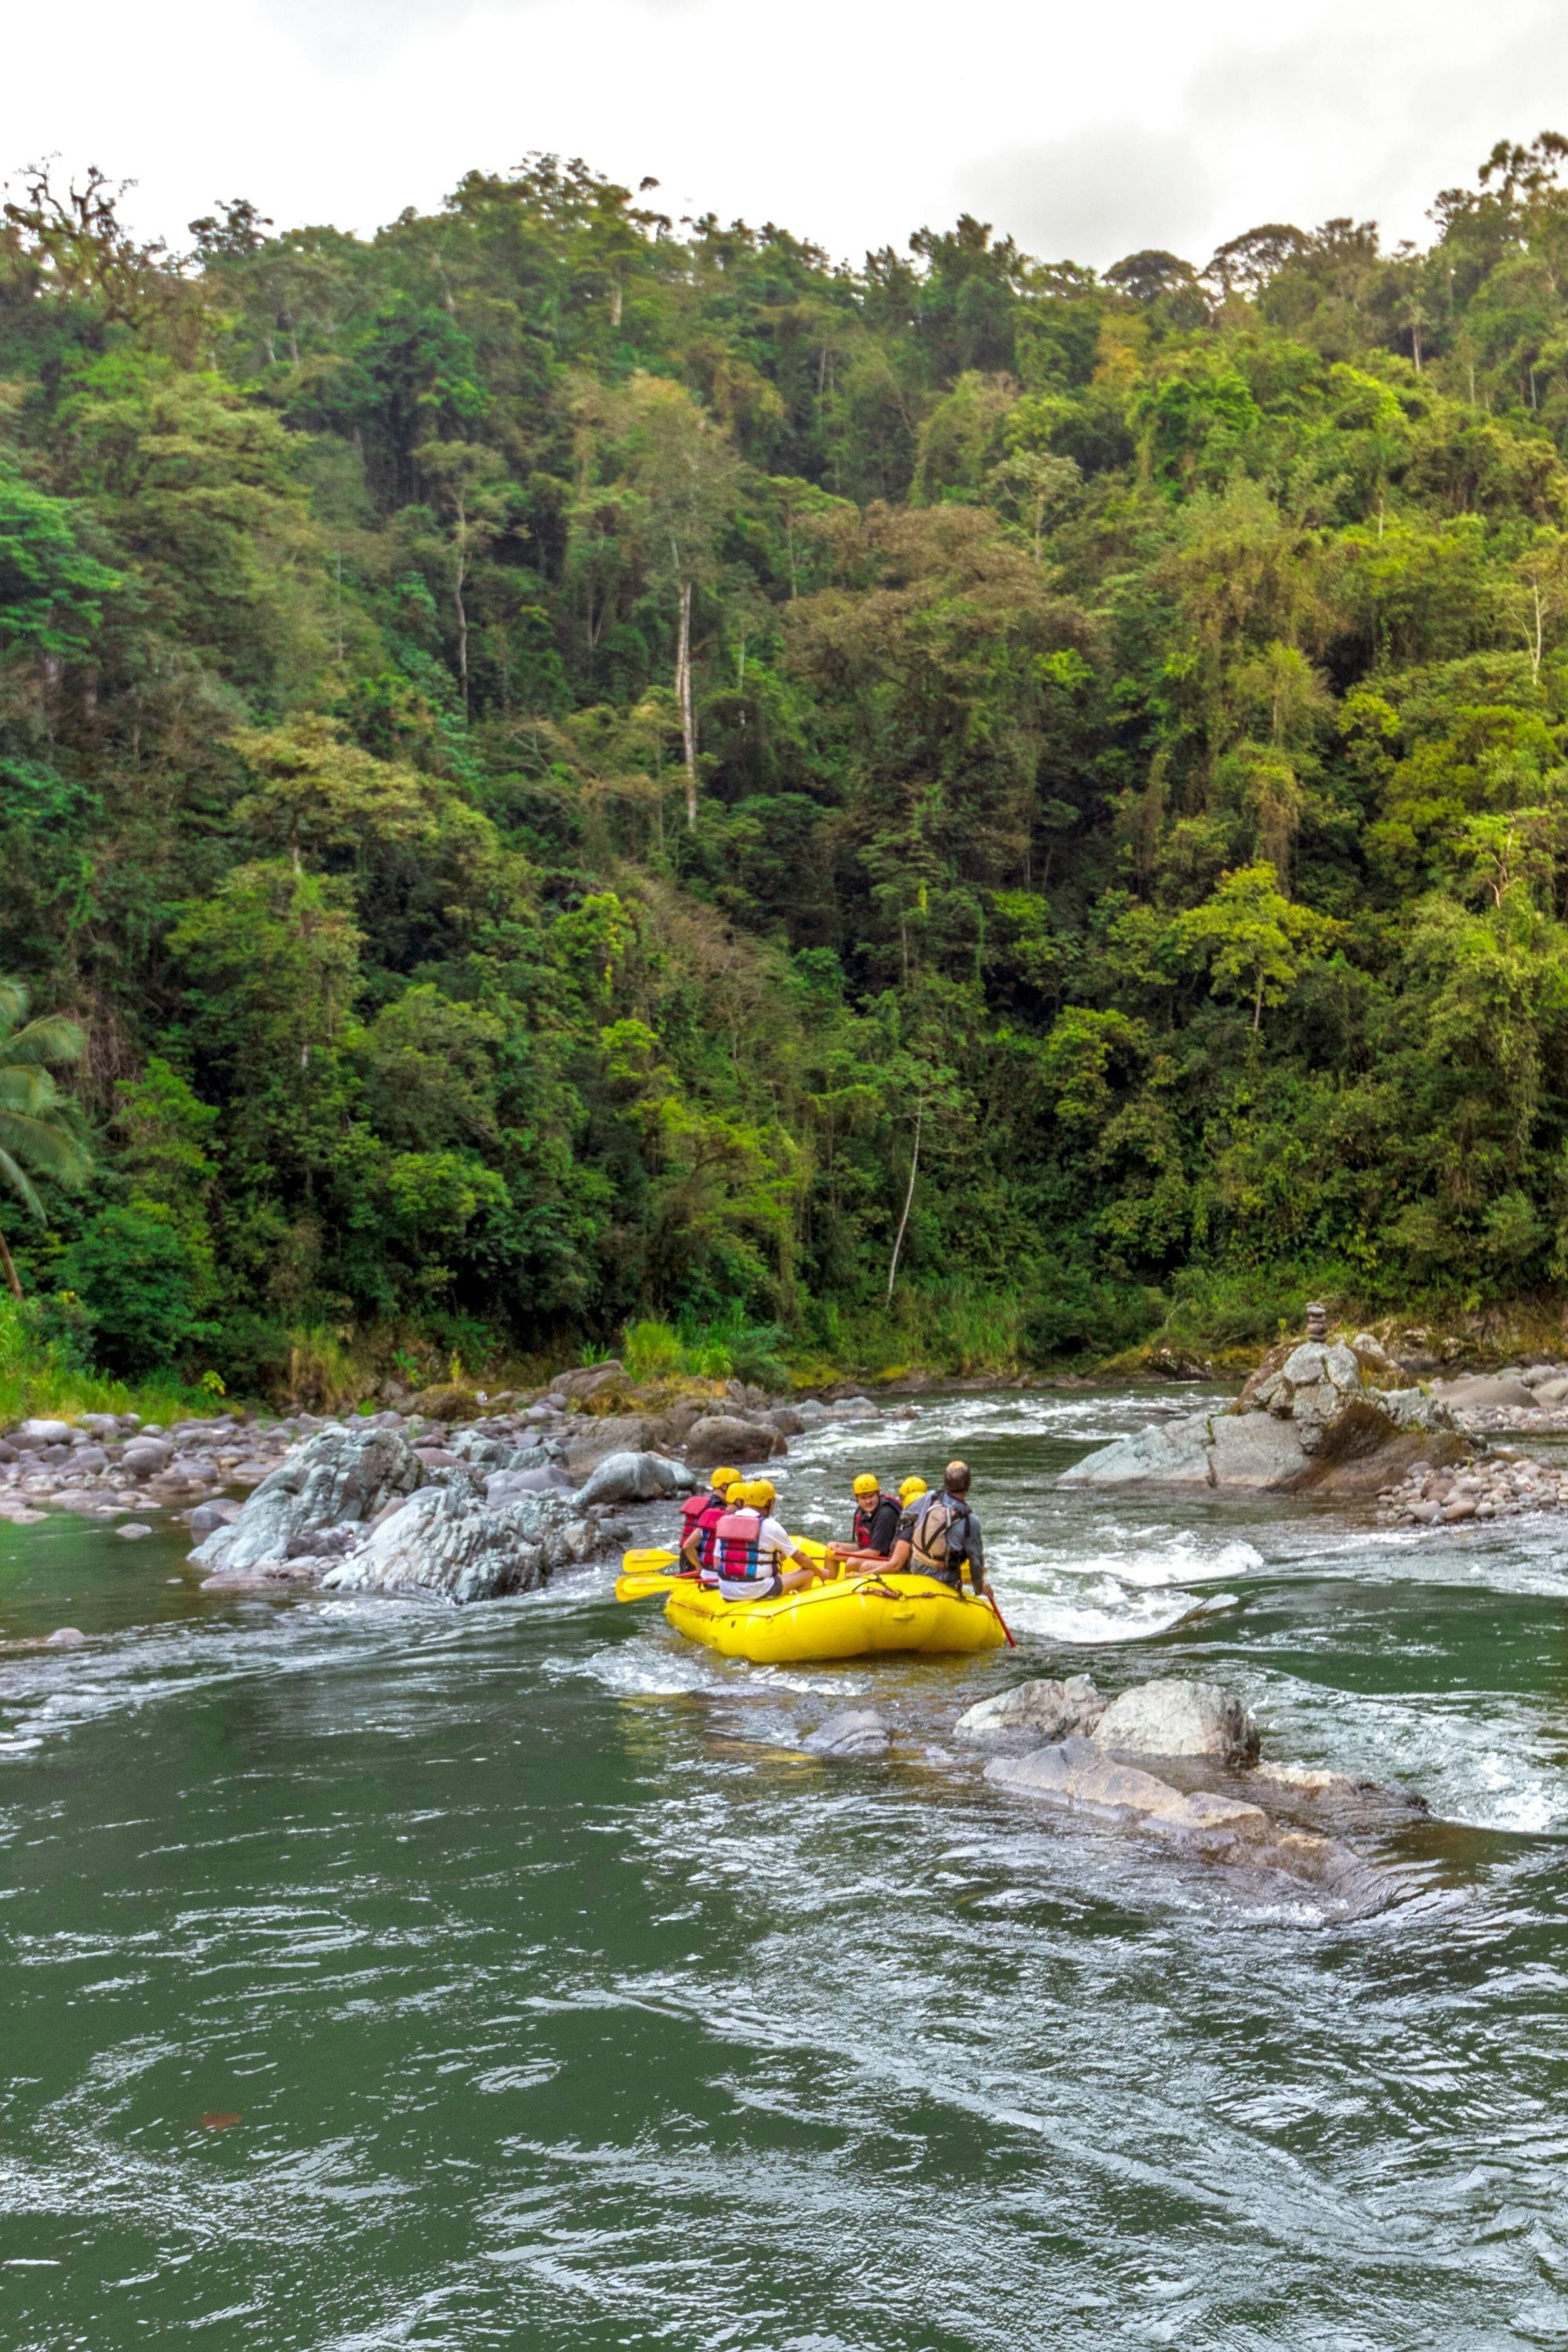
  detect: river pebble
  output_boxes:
[1377,1450,1568,1526]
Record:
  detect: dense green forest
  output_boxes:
[5,134,1568,1392]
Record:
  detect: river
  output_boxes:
[3,1385,1568,2350]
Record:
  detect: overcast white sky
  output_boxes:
[5,0,1566,270]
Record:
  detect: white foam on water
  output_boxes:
[549,1634,713,1698]
[1044,1535,1264,1590]
[1004,1584,1238,1646]
[1250,1672,1568,1836]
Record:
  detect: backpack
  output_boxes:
[910,1494,967,1573]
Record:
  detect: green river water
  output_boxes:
[3,1386,1568,2350]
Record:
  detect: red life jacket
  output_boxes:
[678,1488,724,1574]
[713,1505,769,1585]
[852,1492,900,1549]
[695,1497,728,1578]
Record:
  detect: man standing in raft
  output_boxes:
[713,1479,825,1603]
[884,1461,990,1599]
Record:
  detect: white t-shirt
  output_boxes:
[715,1514,795,1601]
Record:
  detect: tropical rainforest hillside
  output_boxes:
[5,136,1568,1392]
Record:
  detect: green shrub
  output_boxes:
[622,1319,684,1379]
[1020,1269,1163,1366]
[59,1203,218,1379]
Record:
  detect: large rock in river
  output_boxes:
[955,1675,1107,1744]
[321,1483,600,1604]
[193,1425,429,1575]
[574,1450,698,1506]
[683,1414,785,1468]
[1061,1338,1465,1495]
[1091,1677,1259,1764]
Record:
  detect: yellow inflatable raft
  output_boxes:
[663,1571,1007,1665]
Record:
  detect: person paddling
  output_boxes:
[712,1479,823,1603]
[884,1460,989,1599]
[826,1472,903,1571]
[678,1467,741,1578]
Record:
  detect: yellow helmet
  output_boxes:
[899,1476,928,1503]
[712,1465,740,1491]
[852,1473,880,1497]
[722,1480,747,1505]
[744,1478,776,1511]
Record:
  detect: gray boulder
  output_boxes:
[13,1418,71,1446]
[684,1414,784,1467]
[793,1399,832,1428]
[574,1450,698,1507]
[767,1406,808,1437]
[803,1709,891,1758]
[564,1413,662,1472]
[954,1674,1106,1744]
[484,1465,573,1506]
[1090,1678,1260,1764]
[1432,1373,1537,1414]
[1063,1336,1462,1497]
[192,1426,427,1576]
[188,1499,240,1537]
[554,1361,627,1404]
[988,1738,1269,1846]
[321,1483,600,1604]
[122,1438,174,1477]
[985,1739,1377,1907]
[1060,1415,1216,1487]
[1533,1374,1568,1406]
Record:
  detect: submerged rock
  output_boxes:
[1091,1678,1260,1765]
[803,1709,892,1759]
[985,1738,1375,1906]
[954,1674,1107,1744]
[321,1483,600,1603]
[191,1426,427,1577]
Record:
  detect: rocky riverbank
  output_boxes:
[0,1360,890,1606]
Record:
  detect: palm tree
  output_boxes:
[0,982,90,1300]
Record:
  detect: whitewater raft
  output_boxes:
[662,1570,1007,1665]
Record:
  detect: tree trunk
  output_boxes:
[454,497,470,717]
[0,1221,24,1302]
[886,1103,923,1305]
[675,578,697,829]
[610,273,623,328]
